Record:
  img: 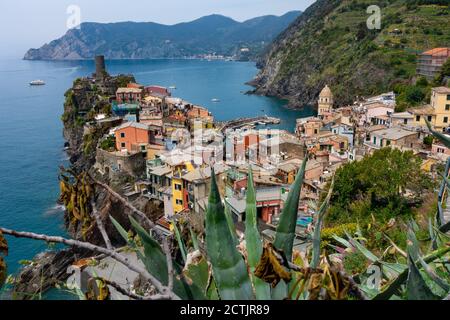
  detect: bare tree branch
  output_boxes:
[163,237,174,291]
[89,175,158,232]
[90,199,113,250]
[0,227,180,300]
[93,277,171,301]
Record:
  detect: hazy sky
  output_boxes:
[0,0,315,58]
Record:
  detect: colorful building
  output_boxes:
[114,122,152,153]
[116,87,144,104]
[410,87,450,131]
[417,48,450,79]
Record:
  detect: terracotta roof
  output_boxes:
[422,48,450,56]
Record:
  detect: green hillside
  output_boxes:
[253,0,450,108]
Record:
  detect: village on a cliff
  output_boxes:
[1,42,448,301]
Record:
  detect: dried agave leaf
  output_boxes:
[0,231,7,255]
[0,257,7,289]
[254,243,292,288]
[85,278,110,300]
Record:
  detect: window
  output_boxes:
[428,116,432,122]
[373,136,377,145]
[447,95,450,101]
[175,184,182,191]
[141,145,146,151]
[176,199,183,205]
[404,119,408,125]
[438,148,445,154]
[121,142,126,148]
[446,104,450,111]
[445,117,449,124]
[386,140,391,146]
[314,129,318,134]
[120,132,125,138]
[416,115,420,122]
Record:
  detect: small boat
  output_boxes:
[169,86,176,90]
[30,80,45,86]
[211,98,220,103]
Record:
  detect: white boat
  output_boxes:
[30,80,45,86]
[169,86,176,90]
[211,98,220,103]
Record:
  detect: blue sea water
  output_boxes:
[0,58,314,298]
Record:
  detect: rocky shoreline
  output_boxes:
[12,72,164,299]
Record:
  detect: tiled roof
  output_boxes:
[114,121,150,131]
[433,87,450,94]
[422,48,450,56]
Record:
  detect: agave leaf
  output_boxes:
[129,217,205,300]
[110,216,131,244]
[183,256,219,299]
[373,235,450,300]
[129,217,169,285]
[418,256,450,292]
[426,119,450,149]
[206,169,254,300]
[310,180,334,269]
[406,255,440,300]
[189,226,199,251]
[173,220,187,264]
[332,234,353,249]
[273,157,307,262]
[345,231,379,262]
[244,167,271,300]
[224,201,238,246]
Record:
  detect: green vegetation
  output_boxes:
[327,148,433,226]
[261,0,450,106]
[100,135,116,152]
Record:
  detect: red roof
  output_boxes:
[422,48,450,57]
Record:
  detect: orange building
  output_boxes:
[114,122,152,152]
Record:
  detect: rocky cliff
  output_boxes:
[251,0,450,108]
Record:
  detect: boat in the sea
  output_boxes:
[30,80,45,86]
[211,98,220,103]
[169,85,176,90]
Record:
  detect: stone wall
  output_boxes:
[95,148,146,179]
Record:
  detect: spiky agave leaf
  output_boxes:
[373,245,450,300]
[273,157,308,262]
[205,169,254,300]
[173,220,187,264]
[245,167,271,300]
[189,226,199,251]
[111,216,205,299]
[310,180,334,269]
[426,119,450,149]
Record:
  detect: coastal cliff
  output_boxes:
[24,12,301,61]
[251,0,450,108]
[13,72,164,298]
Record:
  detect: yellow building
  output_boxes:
[410,87,450,131]
[171,162,195,214]
[318,85,334,117]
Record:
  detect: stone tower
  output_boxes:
[95,55,107,80]
[318,85,334,117]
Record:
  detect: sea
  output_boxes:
[0,58,315,299]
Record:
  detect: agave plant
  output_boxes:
[109,156,354,300]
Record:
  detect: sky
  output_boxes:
[0,0,315,59]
